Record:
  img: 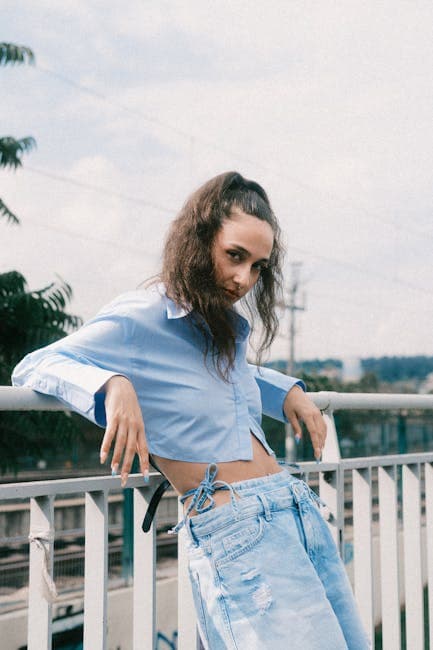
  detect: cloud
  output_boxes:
[2,0,433,359]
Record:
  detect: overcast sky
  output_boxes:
[2,1,433,363]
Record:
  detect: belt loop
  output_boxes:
[290,480,304,506]
[257,493,272,522]
[229,484,241,516]
[185,516,199,547]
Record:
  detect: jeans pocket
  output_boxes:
[215,514,265,567]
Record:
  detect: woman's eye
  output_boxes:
[228,251,241,260]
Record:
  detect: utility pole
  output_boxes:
[286,262,305,377]
[280,262,306,460]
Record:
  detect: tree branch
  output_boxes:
[0,42,35,66]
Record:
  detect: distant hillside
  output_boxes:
[361,356,433,382]
[266,358,342,373]
[297,358,342,372]
[268,356,433,382]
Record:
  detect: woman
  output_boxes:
[12,172,369,649]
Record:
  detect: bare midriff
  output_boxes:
[153,433,282,515]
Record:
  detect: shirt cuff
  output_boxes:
[249,364,306,423]
[12,352,124,426]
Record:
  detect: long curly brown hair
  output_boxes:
[161,171,284,378]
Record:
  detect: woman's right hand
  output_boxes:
[99,375,149,487]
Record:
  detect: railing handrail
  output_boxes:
[0,472,159,500]
[1,453,432,502]
[339,451,433,469]
[2,385,433,411]
[0,461,339,501]
[314,390,433,411]
[1,384,432,649]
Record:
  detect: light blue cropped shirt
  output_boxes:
[12,283,305,463]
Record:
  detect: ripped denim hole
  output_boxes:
[253,582,273,614]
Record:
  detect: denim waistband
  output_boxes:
[171,463,323,538]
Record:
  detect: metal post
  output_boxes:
[122,457,139,582]
[398,410,408,454]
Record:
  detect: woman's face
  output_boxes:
[212,209,274,303]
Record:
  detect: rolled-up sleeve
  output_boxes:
[12,300,134,427]
[248,364,306,422]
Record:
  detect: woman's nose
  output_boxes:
[234,265,251,289]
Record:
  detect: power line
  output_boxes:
[36,64,192,140]
[16,165,433,298]
[11,66,432,297]
[36,63,433,243]
[24,165,175,214]
[281,289,433,317]
[285,243,433,297]
[36,64,253,165]
[11,216,160,260]
[274,175,433,243]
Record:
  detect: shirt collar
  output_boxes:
[162,285,250,339]
[165,296,191,320]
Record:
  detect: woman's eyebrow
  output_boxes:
[227,244,249,254]
[228,244,270,262]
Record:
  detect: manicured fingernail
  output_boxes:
[111,463,118,476]
[100,451,107,464]
[295,435,301,445]
[143,470,149,484]
[316,457,321,464]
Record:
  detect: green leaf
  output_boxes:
[0,43,35,66]
[0,198,20,225]
[0,136,36,169]
[0,270,82,368]
[0,270,84,473]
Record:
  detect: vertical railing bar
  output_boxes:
[0,387,431,650]
[28,495,55,650]
[83,490,108,650]
[402,463,424,650]
[320,412,342,549]
[133,486,156,650]
[177,501,201,650]
[352,467,374,645]
[337,465,346,560]
[378,464,401,649]
[425,462,433,650]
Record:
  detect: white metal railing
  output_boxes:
[0,473,157,650]
[1,387,433,649]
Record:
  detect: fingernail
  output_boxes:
[295,435,301,445]
[143,470,149,484]
[100,451,107,464]
[111,463,119,476]
[316,457,321,464]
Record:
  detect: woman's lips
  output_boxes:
[224,288,240,300]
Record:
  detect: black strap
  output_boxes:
[141,454,172,533]
[142,478,171,532]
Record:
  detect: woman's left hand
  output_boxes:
[283,385,327,461]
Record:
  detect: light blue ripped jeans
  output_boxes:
[175,464,370,650]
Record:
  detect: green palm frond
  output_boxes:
[0,136,36,169]
[0,270,27,295]
[0,268,84,474]
[0,271,82,367]
[0,198,20,224]
[0,43,35,66]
